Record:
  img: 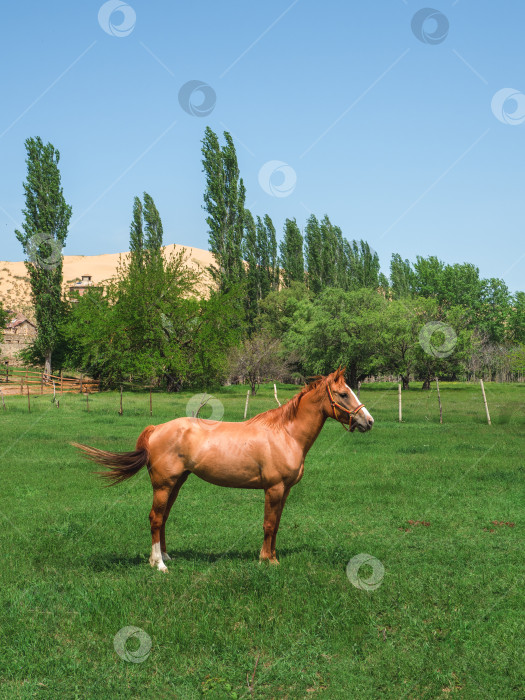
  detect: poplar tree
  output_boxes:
[347,240,380,289]
[15,137,72,375]
[263,214,279,291]
[390,253,414,298]
[304,214,323,294]
[129,196,144,271]
[143,192,164,269]
[201,127,246,292]
[279,218,304,287]
[243,211,259,331]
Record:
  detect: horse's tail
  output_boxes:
[72,425,156,487]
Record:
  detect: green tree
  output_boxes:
[62,251,242,390]
[478,278,511,343]
[304,214,323,294]
[413,304,473,388]
[255,216,270,300]
[263,214,279,291]
[320,215,342,289]
[259,282,311,340]
[347,240,380,290]
[243,210,258,332]
[201,127,245,292]
[279,218,304,286]
[143,192,164,266]
[15,136,72,375]
[441,263,482,309]
[390,253,414,299]
[509,291,525,344]
[412,255,444,298]
[284,287,386,388]
[380,298,431,389]
[129,196,144,270]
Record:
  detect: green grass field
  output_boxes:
[0,382,523,699]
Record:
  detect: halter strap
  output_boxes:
[326,384,365,432]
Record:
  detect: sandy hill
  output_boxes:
[0,244,215,318]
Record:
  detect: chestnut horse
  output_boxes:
[74,369,374,571]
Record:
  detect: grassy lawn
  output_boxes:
[0,381,523,699]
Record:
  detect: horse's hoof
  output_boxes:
[259,556,280,565]
[161,552,172,561]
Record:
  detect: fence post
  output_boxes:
[80,373,83,395]
[60,369,63,395]
[27,386,31,413]
[398,383,402,423]
[435,376,443,424]
[273,383,281,407]
[480,379,491,426]
[244,389,250,420]
[41,372,44,395]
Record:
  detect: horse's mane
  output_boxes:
[247,369,344,428]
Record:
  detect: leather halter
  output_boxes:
[326,384,366,432]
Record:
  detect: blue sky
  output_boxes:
[0,1,524,292]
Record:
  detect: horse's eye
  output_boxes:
[340,392,348,399]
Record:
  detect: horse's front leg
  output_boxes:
[260,484,285,565]
[271,486,291,561]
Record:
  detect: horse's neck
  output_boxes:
[286,392,327,455]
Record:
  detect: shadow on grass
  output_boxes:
[87,545,317,571]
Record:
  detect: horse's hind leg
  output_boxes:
[149,486,172,572]
[160,471,190,561]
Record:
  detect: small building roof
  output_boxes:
[6,313,36,330]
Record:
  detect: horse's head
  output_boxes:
[325,370,374,433]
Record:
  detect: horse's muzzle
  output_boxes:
[351,414,374,432]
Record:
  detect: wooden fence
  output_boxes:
[0,368,99,396]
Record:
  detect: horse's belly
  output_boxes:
[190,461,263,489]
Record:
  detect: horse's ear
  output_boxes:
[334,366,346,380]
